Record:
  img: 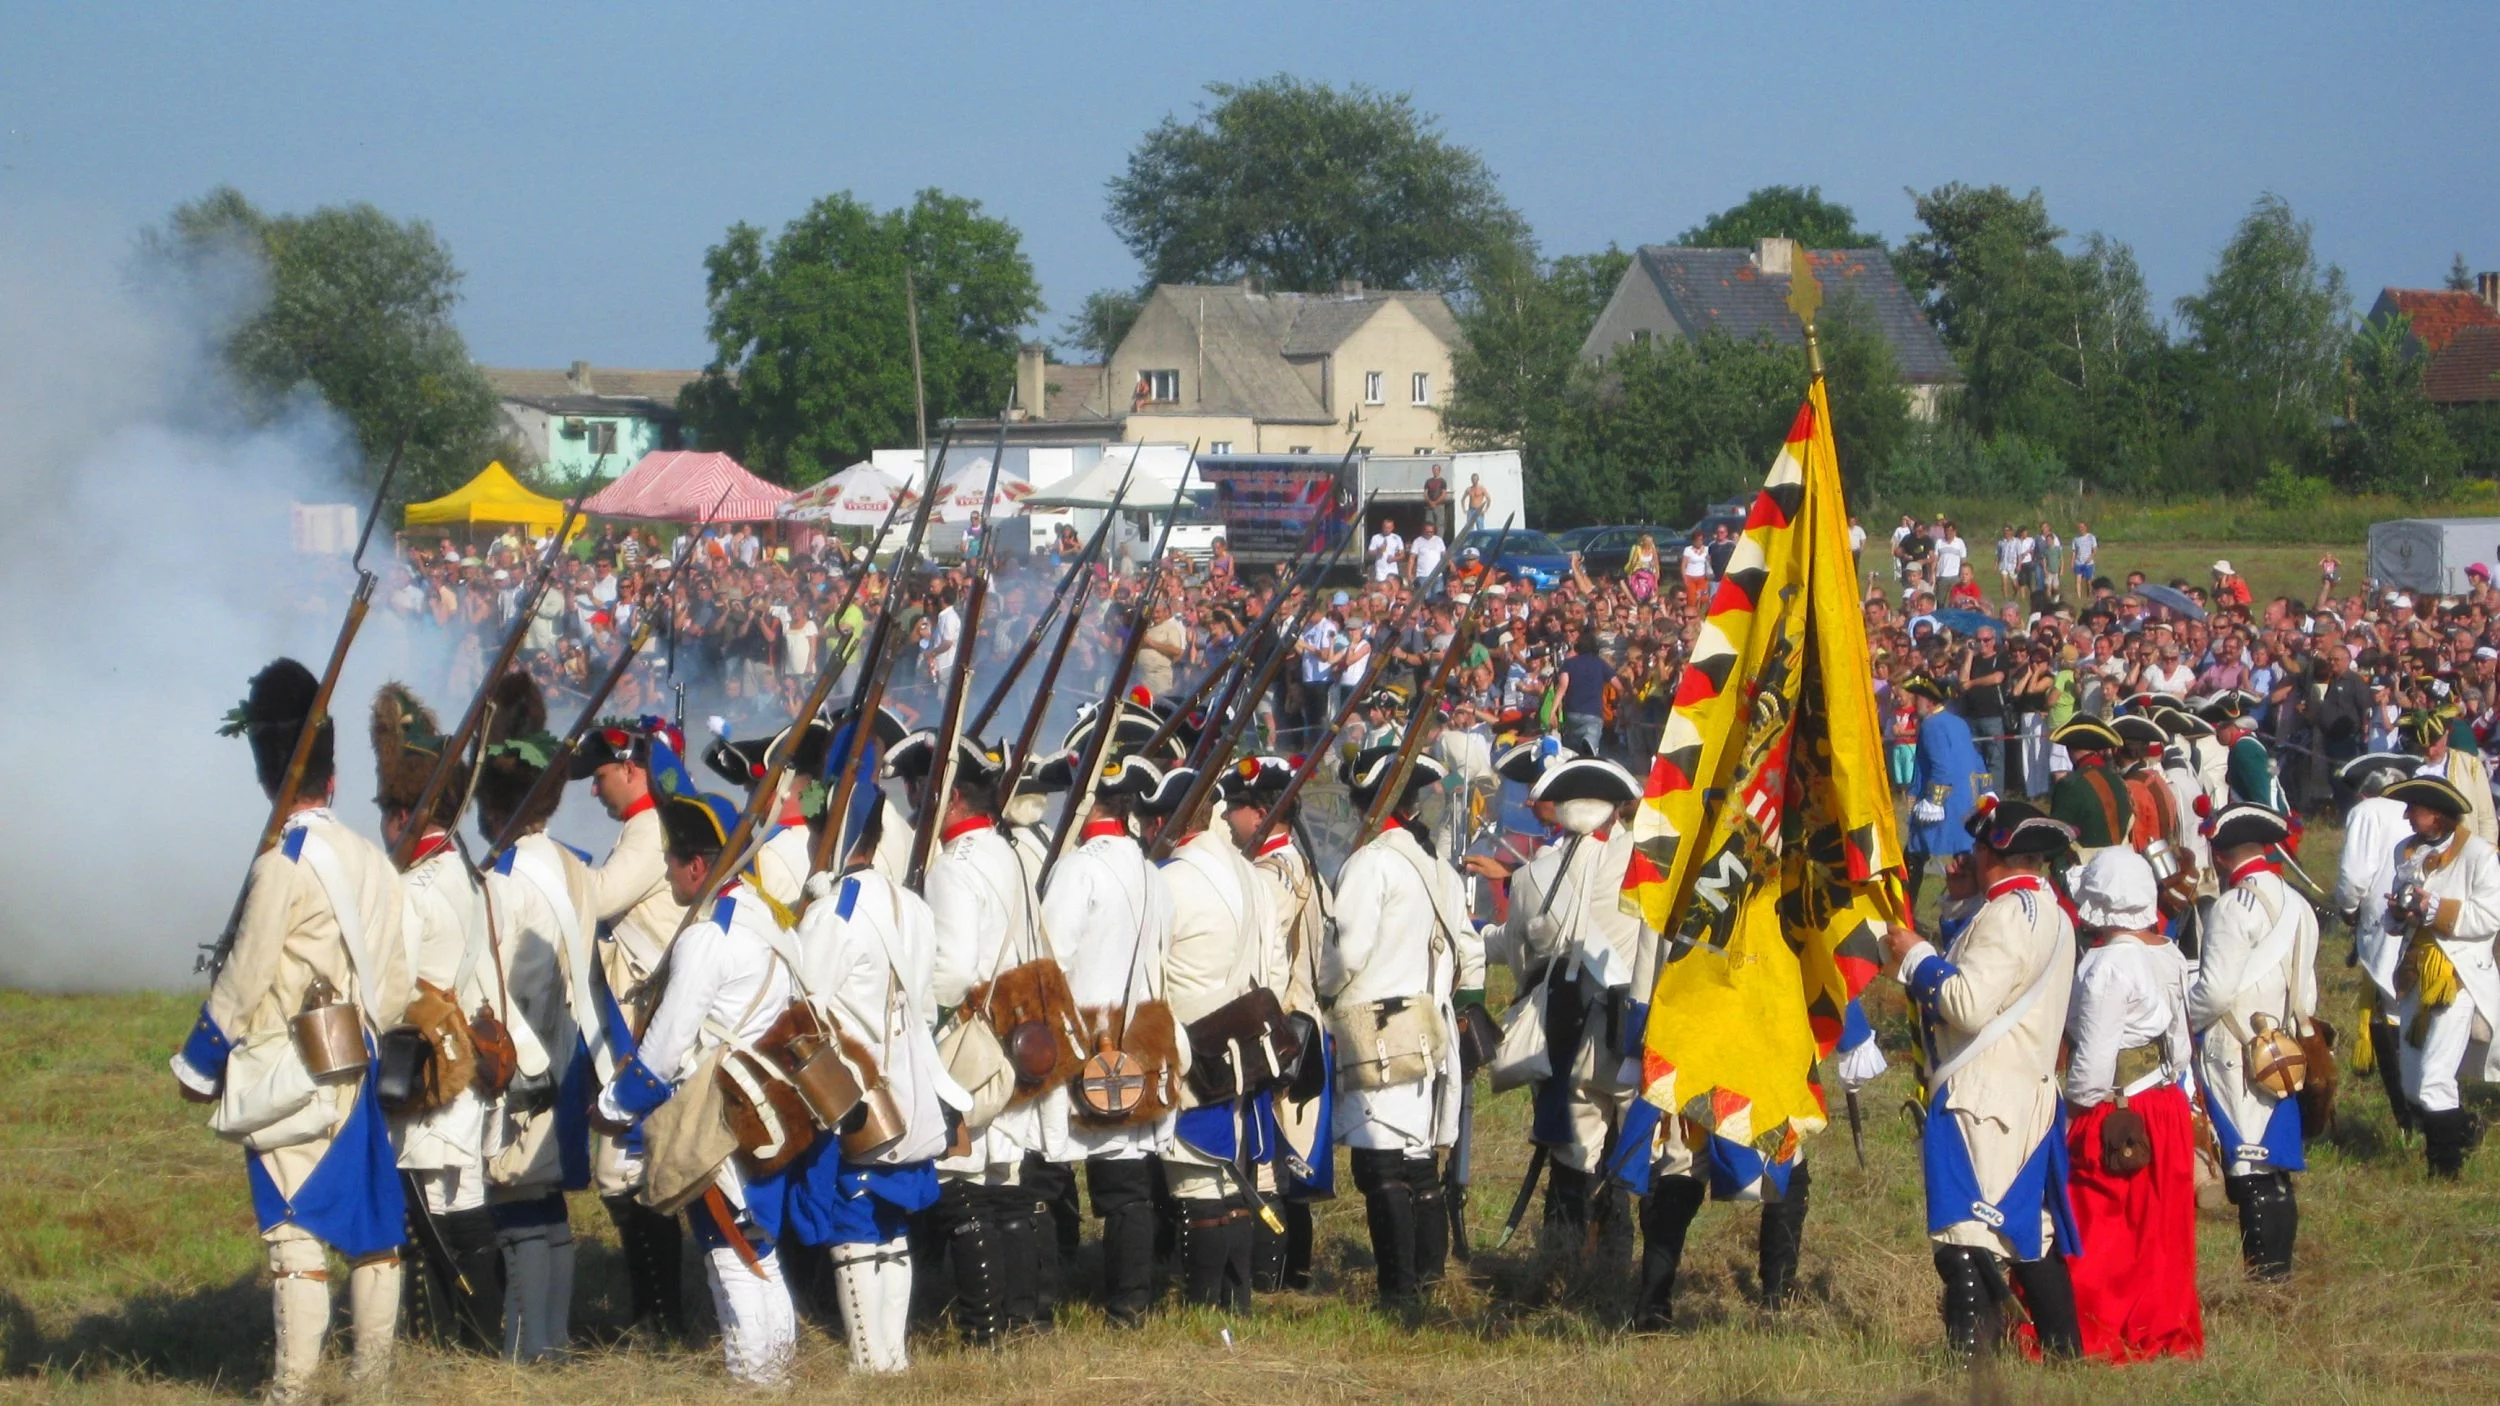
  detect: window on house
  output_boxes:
[587,422,618,455]
[1289,445,1313,454]
[1411,372,1431,406]
[1364,371,1384,404]
[1414,446,1436,455]
[1631,328,1653,344]
[1142,369,1180,403]
[1210,441,1234,454]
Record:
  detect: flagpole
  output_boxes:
[1789,252,1826,381]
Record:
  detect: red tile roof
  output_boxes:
[2425,325,2500,404]
[2376,289,2500,354]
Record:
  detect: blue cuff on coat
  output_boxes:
[608,1054,674,1121]
[1906,953,1958,1016]
[178,1004,233,1081]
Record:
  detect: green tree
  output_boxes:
[145,186,515,500]
[1443,245,1629,452]
[1058,289,1143,362]
[1107,76,1528,293]
[1896,183,2062,344]
[2447,252,2475,292]
[681,189,1041,484]
[1679,185,1883,250]
[2336,313,2463,498]
[2173,194,2349,490]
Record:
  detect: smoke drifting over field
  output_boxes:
[0,202,421,990]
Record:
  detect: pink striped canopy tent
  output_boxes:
[582,451,794,523]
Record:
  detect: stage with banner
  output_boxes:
[1198,454,1353,559]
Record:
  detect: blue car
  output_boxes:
[1456,527,1574,591]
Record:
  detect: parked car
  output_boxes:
[1455,526,1574,591]
[1553,524,1680,576]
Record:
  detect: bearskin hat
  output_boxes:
[371,682,458,826]
[473,671,559,837]
[226,657,334,796]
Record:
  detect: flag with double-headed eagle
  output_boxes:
[1610,369,1904,1200]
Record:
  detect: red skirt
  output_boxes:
[2062,1085,2205,1361]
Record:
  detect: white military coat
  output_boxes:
[1040,825,1174,1160]
[2187,861,2318,1177]
[1323,822,1483,1155]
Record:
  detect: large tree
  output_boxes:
[145,186,515,500]
[1107,76,1528,293]
[1057,288,1143,363]
[1443,245,1629,453]
[681,189,1041,484]
[2173,194,2349,490]
[1679,185,1884,250]
[2337,313,2463,498]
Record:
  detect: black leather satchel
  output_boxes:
[373,1025,433,1113]
[1185,987,1298,1102]
[1282,1011,1327,1102]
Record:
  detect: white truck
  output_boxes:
[1198,449,1525,568]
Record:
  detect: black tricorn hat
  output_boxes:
[883,729,1008,788]
[1216,754,1296,804]
[2050,717,2123,753]
[1528,756,1641,807]
[1133,765,1201,817]
[2204,801,2291,851]
[1965,796,2075,856]
[2385,774,2469,819]
[2111,714,2167,748]
[706,720,837,790]
[1495,739,1565,786]
[1898,673,1954,704]
[1343,744,1445,811]
[226,657,335,795]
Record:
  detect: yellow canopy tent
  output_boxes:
[403,462,568,531]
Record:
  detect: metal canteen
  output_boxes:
[2243,1013,2309,1098]
[2142,837,2179,884]
[291,979,368,1085]
[839,1072,907,1158]
[782,1030,866,1132]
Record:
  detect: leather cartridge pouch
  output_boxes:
[1329,995,1445,1093]
[381,980,478,1117]
[1184,986,1298,1103]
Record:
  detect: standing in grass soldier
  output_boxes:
[910,727,1059,1344]
[1139,764,1280,1310]
[2187,801,2318,1279]
[2200,690,2281,808]
[2333,752,2420,1131]
[592,787,800,1387]
[175,660,412,1403]
[566,719,692,1337]
[1224,755,1333,1291]
[470,672,594,1363]
[371,682,511,1349]
[2402,707,2499,847]
[2047,716,2133,862]
[1325,745,1486,1310]
[1501,758,1650,1248]
[1883,797,2083,1361]
[1902,673,1984,918]
[2061,847,2203,1361]
[2378,775,2500,1180]
[1035,708,1180,1326]
[787,720,954,1375]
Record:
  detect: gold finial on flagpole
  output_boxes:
[1787,251,1825,381]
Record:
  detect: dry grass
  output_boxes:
[8,816,2500,1402]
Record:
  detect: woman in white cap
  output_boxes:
[2063,848,2202,1360]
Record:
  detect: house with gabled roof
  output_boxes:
[1580,237,1960,418]
[1011,281,1460,456]
[483,361,701,481]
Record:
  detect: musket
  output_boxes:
[483,499,720,861]
[1038,446,1199,887]
[906,415,1012,888]
[201,431,407,977]
[997,570,1098,809]
[391,497,585,866]
[1250,569,1445,853]
[1353,514,1513,847]
[807,432,953,881]
[1447,1078,1476,1261]
[1846,1087,1868,1169]
[1135,478,1363,767]
[964,453,1135,739]
[1143,492,1376,859]
[1495,1145,1547,1250]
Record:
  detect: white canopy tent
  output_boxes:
[1022,442,1205,511]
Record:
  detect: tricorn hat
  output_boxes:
[1495,738,1567,786]
[1899,673,1954,704]
[2111,714,2167,748]
[1530,756,1641,836]
[2337,750,2416,794]
[1132,765,1201,817]
[371,682,458,825]
[1965,795,2075,856]
[1216,754,1296,805]
[1342,744,1445,812]
[2050,717,2123,753]
[884,729,1008,789]
[2197,690,2261,724]
[224,657,335,796]
[2385,773,2469,819]
[2203,801,2291,851]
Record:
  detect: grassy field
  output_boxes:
[7,812,2500,1403]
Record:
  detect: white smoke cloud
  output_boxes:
[0,199,616,991]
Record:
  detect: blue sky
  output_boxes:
[7,1,2494,370]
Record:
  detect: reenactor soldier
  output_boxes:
[592,787,800,1386]
[2379,775,2500,1180]
[370,682,508,1348]
[2199,690,2281,808]
[1325,745,1484,1310]
[1885,798,2084,1361]
[2188,802,2317,1278]
[1140,765,1279,1309]
[175,660,412,1403]
[2332,752,2419,1128]
[567,720,693,1336]
[2047,717,2132,859]
[2403,707,2499,847]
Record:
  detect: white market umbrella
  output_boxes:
[782,460,908,525]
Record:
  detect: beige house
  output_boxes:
[1015,281,1460,455]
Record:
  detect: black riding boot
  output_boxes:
[1933,1245,2006,1360]
[1351,1149,1420,1308]
[2371,1019,2416,1135]
[1089,1157,1160,1326]
[1412,1161,1450,1289]
[2228,1173,2294,1280]
[930,1183,1002,1346]
[1179,1197,1253,1310]
[2009,1254,2083,1359]
[602,1194,684,1339]
[1542,1162,1592,1246]
[409,1204,503,1350]
[1635,1175,1706,1331]
[992,1184,1044,1333]
[2422,1107,2481,1181]
[1282,1199,1315,1291]
[1756,1163,1810,1310]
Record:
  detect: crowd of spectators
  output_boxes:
[381,510,2492,823]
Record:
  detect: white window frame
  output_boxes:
[1143,368,1180,403]
[1364,371,1384,404]
[1210,441,1234,454]
[1411,372,1431,406]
